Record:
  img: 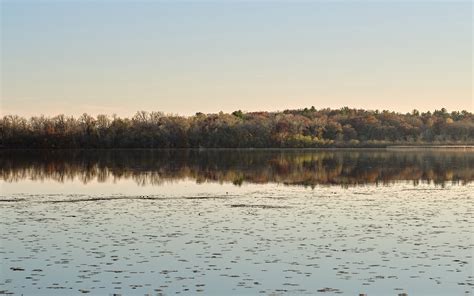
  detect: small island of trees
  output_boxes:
[1,107,473,149]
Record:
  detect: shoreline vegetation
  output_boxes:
[386,145,474,150]
[1,147,473,151]
[1,107,473,149]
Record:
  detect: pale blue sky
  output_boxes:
[1,1,472,116]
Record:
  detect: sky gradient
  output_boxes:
[1,1,472,117]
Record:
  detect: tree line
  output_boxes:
[1,107,473,148]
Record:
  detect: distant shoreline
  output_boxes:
[386,145,474,150]
[1,146,474,151]
[2,108,473,149]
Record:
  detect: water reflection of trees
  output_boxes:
[1,150,473,187]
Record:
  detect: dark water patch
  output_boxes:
[0,198,26,202]
[40,195,233,203]
[230,204,292,209]
[44,196,167,203]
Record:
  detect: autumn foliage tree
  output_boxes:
[1,107,473,148]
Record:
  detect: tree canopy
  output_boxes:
[1,107,473,148]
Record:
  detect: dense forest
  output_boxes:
[1,107,473,148]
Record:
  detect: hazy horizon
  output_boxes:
[1,1,473,117]
[0,105,471,119]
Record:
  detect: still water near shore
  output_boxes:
[0,149,473,295]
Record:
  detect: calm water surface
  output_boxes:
[0,150,473,295]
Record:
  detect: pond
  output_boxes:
[0,149,473,295]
